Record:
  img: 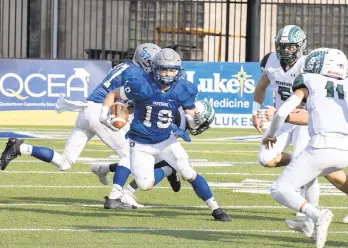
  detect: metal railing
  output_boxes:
[0,0,347,63]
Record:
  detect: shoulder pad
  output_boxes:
[177,80,198,108]
[123,76,153,100]
[260,52,272,72]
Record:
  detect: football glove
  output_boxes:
[99,106,119,131]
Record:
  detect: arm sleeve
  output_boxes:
[180,82,198,110]
[268,95,303,137]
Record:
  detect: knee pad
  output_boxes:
[136,177,155,191]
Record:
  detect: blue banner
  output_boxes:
[0,59,111,111]
[0,59,272,128]
[182,62,273,128]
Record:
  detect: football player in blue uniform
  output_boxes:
[100,48,231,221]
[94,101,214,207]
[0,43,179,209]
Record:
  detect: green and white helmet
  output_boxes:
[190,100,215,136]
[303,48,348,79]
[275,25,307,64]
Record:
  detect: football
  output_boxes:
[110,102,129,129]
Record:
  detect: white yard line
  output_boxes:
[6,159,257,166]
[46,149,259,153]
[0,182,345,195]
[1,203,348,210]
[1,171,277,176]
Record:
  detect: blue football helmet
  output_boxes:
[133,43,161,73]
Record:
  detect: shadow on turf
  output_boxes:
[74,226,348,247]
[3,197,285,222]
[8,197,102,205]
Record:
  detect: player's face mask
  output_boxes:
[154,66,182,86]
[276,43,300,65]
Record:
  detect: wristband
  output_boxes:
[101,106,110,117]
[252,101,261,116]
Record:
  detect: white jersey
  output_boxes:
[297,73,348,136]
[262,52,306,109]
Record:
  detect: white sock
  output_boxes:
[301,202,319,221]
[126,184,136,194]
[205,197,219,211]
[109,184,123,199]
[303,178,320,207]
[20,144,32,155]
[161,166,173,176]
[51,152,63,167]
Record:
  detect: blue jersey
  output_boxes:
[124,77,197,144]
[87,62,146,103]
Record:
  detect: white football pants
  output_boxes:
[129,135,196,190]
[258,123,310,166]
[271,145,348,211]
[62,101,130,168]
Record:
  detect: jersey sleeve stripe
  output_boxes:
[119,86,128,100]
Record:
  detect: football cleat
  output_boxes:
[167,169,181,192]
[103,196,136,209]
[121,186,144,208]
[315,209,333,248]
[212,208,231,222]
[342,215,348,223]
[91,164,108,185]
[0,138,23,170]
[285,219,314,239]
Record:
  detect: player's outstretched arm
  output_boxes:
[287,109,309,125]
[262,105,309,125]
[263,88,308,149]
[253,73,270,132]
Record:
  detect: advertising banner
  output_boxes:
[0,59,111,110]
[183,62,273,128]
[0,59,272,127]
[0,59,111,125]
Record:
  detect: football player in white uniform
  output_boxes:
[253,25,320,223]
[263,47,348,248]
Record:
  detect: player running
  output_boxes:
[263,47,348,248]
[100,48,231,221]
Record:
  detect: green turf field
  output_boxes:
[0,127,347,248]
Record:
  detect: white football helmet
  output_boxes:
[275,25,307,64]
[152,48,183,86]
[133,43,161,73]
[304,48,348,79]
[190,100,215,135]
